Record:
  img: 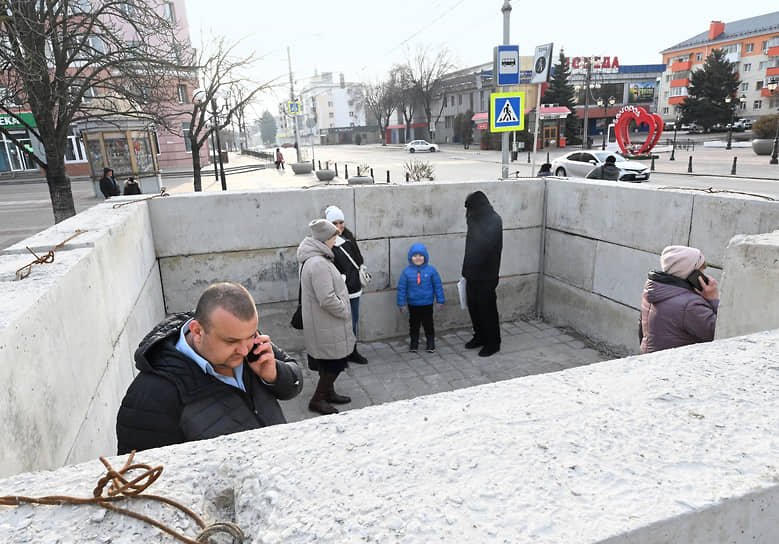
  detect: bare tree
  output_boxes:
[188,36,274,191]
[390,64,417,143]
[363,75,398,146]
[0,0,190,222]
[404,46,453,142]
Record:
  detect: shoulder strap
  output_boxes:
[338,245,360,270]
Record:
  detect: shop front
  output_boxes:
[526,106,571,149]
[0,112,39,173]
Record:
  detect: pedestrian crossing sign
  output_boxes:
[489,92,525,132]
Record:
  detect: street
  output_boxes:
[2,140,778,250]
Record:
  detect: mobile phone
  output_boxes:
[246,333,261,362]
[686,269,709,289]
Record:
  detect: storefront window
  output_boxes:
[86,138,104,173]
[2,130,36,171]
[103,134,132,174]
[132,134,154,173]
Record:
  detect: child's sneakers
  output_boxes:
[409,339,419,353]
[426,340,435,353]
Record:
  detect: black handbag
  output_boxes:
[290,266,303,330]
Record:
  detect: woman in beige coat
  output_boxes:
[297,219,355,414]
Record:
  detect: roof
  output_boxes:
[661,11,779,54]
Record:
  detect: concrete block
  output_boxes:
[592,242,658,309]
[355,238,389,292]
[715,230,779,340]
[159,246,300,312]
[545,180,694,253]
[542,276,639,356]
[355,181,543,240]
[544,229,597,290]
[148,187,357,257]
[689,194,779,268]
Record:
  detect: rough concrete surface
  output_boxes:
[1,330,777,543]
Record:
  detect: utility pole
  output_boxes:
[582,58,591,150]
[500,0,511,179]
[287,46,301,163]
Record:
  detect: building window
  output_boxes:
[743,63,751,72]
[670,87,687,97]
[327,101,333,107]
[753,100,762,110]
[65,127,86,162]
[759,61,768,70]
[349,111,354,117]
[163,2,176,22]
[444,116,453,129]
[741,82,749,92]
[176,84,187,104]
[746,43,754,53]
[739,101,747,111]
[449,96,455,106]
[458,94,462,105]
[756,80,764,90]
[182,122,192,152]
[328,112,334,118]
[762,41,768,53]
[696,53,702,61]
[662,107,669,114]
[120,2,135,15]
[663,91,669,99]
[665,75,671,82]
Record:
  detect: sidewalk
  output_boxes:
[279,318,609,423]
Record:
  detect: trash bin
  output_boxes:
[559,137,566,147]
[511,151,518,161]
[220,151,229,164]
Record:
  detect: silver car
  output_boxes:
[405,140,439,153]
[550,151,650,181]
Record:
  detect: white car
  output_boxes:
[405,140,439,153]
[550,151,651,182]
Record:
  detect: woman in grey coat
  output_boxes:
[297,219,356,414]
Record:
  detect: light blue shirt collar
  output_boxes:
[175,318,246,392]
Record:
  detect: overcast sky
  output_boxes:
[183,1,779,120]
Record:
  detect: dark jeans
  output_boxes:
[408,304,434,347]
[350,297,360,337]
[466,278,500,349]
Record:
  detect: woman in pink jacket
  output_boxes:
[639,245,719,354]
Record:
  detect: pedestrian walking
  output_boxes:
[275,147,285,170]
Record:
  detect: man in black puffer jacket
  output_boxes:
[116,282,303,454]
[461,191,503,357]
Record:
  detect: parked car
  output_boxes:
[681,123,701,133]
[732,118,753,130]
[405,140,439,153]
[550,151,651,182]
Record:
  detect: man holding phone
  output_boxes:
[639,245,719,354]
[116,282,303,454]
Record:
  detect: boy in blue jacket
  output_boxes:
[397,243,445,352]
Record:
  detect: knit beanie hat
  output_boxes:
[660,245,705,278]
[309,219,338,242]
[325,205,345,223]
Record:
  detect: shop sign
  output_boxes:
[0,112,36,129]
[566,56,620,74]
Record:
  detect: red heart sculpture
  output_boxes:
[614,106,664,156]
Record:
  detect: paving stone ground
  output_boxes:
[280,318,610,422]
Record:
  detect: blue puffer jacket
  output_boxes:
[397,243,445,307]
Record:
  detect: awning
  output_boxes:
[524,106,571,119]
[471,112,488,121]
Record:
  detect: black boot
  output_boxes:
[348,346,368,365]
[309,372,339,414]
[465,337,483,349]
[409,335,419,353]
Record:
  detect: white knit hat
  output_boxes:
[660,245,705,278]
[309,219,338,242]
[325,205,345,223]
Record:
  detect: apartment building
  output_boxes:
[658,12,779,122]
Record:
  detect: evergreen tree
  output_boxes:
[260,111,277,144]
[542,50,579,143]
[680,49,740,132]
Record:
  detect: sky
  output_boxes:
[182,0,779,121]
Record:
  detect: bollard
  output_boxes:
[335,163,338,177]
[687,156,693,173]
[370,168,374,180]
[356,166,361,176]
[386,170,390,183]
[527,151,531,163]
[318,160,321,170]
[731,156,737,175]
[650,157,655,171]
[406,172,410,182]
[546,152,550,164]
[345,164,349,178]
[312,159,315,169]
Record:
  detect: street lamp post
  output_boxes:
[725,95,734,150]
[597,95,615,150]
[769,80,779,165]
[211,98,227,190]
[670,108,680,161]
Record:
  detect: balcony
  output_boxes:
[670,79,689,88]
[671,61,691,72]
[768,46,779,57]
[668,96,686,105]
[766,66,779,77]
[761,87,779,98]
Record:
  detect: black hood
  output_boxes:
[103,167,113,177]
[465,191,493,218]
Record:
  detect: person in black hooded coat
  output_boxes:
[99,167,121,199]
[461,190,503,357]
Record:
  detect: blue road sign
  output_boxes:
[496,45,520,86]
[490,92,525,132]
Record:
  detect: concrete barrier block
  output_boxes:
[543,276,638,356]
[545,180,694,253]
[592,242,659,309]
[255,299,307,353]
[689,195,779,268]
[149,188,357,257]
[715,230,779,340]
[355,181,543,240]
[159,246,299,312]
[354,238,389,292]
[544,229,597,290]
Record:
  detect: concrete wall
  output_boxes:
[0,200,165,478]
[1,328,778,543]
[150,181,544,350]
[541,179,779,355]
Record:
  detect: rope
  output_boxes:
[0,452,244,544]
[14,230,88,280]
[112,187,170,208]
[658,186,777,201]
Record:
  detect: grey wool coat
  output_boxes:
[296,236,355,360]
